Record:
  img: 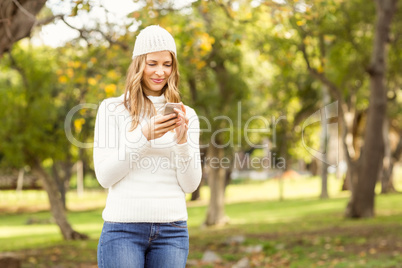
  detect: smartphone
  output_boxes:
[163,103,182,116]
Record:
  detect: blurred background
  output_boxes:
[0,0,401,267]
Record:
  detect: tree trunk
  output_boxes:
[190,175,203,201]
[341,109,363,191]
[51,159,73,209]
[345,0,397,218]
[320,86,330,199]
[382,130,402,193]
[0,0,47,57]
[51,163,66,209]
[32,159,88,240]
[381,161,396,193]
[342,160,358,191]
[191,147,207,201]
[16,167,24,192]
[380,117,395,193]
[205,145,229,226]
[76,160,84,197]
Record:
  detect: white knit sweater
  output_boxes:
[93,93,202,222]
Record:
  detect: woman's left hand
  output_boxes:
[174,103,189,144]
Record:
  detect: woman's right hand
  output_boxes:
[141,113,181,141]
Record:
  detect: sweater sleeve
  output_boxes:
[93,99,151,188]
[175,107,202,193]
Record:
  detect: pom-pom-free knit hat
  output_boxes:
[132,25,177,59]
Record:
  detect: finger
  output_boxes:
[159,120,180,134]
[156,113,177,124]
[158,117,180,129]
[175,113,184,123]
[174,109,187,122]
[179,114,188,125]
[173,108,184,117]
[180,102,186,114]
[163,121,178,133]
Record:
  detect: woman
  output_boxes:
[93,25,202,268]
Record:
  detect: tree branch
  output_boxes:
[36,14,64,27]
[213,0,252,23]
[11,0,36,21]
[60,17,129,51]
[299,41,344,104]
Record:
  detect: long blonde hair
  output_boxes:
[122,51,180,131]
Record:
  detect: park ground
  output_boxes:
[0,173,402,268]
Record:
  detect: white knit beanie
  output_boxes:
[132,25,177,59]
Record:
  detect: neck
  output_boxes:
[143,86,163,97]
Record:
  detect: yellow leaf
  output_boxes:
[317,66,324,73]
[66,68,74,78]
[58,76,68,83]
[73,61,81,68]
[107,70,118,80]
[74,118,85,133]
[76,76,85,84]
[90,57,97,64]
[296,20,305,26]
[196,61,206,70]
[88,78,97,86]
[105,84,117,95]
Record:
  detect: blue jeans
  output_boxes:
[97,221,189,268]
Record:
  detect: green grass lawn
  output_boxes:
[0,174,401,267]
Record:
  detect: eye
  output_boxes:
[148,64,156,66]
[165,64,172,67]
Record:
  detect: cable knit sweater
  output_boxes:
[93,93,202,222]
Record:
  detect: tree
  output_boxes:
[0,0,134,239]
[346,0,399,217]
[258,0,399,216]
[0,0,48,56]
[0,46,87,239]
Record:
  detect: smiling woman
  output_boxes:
[142,51,173,96]
[93,25,202,268]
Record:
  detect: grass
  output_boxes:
[0,172,401,267]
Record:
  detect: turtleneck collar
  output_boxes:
[146,93,166,104]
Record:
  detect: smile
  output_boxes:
[151,79,164,83]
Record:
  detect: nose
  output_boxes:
[155,68,164,76]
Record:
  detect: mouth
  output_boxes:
[151,78,164,84]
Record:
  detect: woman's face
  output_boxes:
[142,51,173,96]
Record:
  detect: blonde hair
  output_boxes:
[122,51,180,131]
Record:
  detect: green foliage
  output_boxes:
[0,46,63,167]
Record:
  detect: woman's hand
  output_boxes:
[174,103,189,144]
[142,113,181,141]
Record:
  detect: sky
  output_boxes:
[34,0,194,47]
